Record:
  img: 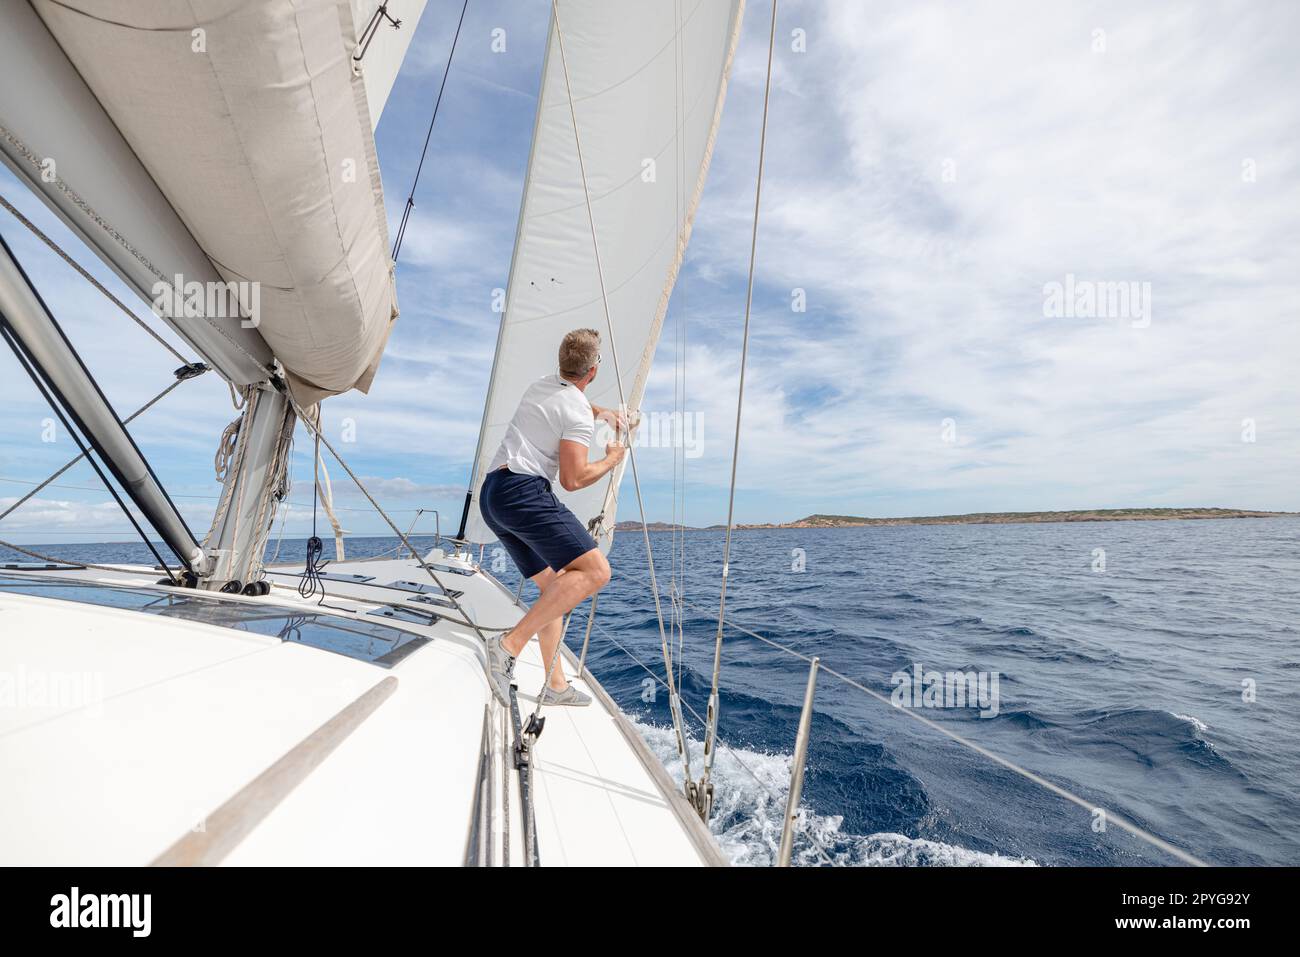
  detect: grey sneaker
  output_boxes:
[539,684,592,708]
[485,635,516,706]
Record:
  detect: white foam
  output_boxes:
[1172,712,1209,733]
[629,718,1036,867]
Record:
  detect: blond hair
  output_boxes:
[558,328,601,378]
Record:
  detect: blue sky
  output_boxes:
[1,0,1298,545]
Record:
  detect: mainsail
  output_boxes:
[462,0,745,549]
[0,0,426,404]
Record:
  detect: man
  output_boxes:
[480,328,627,707]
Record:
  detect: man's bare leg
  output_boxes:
[534,614,570,692]
[502,549,609,664]
[517,567,572,692]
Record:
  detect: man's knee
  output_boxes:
[566,548,610,591]
[591,551,611,590]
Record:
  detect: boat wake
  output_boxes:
[630,718,1036,867]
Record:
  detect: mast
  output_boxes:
[201,383,295,591]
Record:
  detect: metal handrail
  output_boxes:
[778,656,818,866]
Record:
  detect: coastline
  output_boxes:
[615,508,1298,532]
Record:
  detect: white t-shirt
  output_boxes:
[488,374,594,483]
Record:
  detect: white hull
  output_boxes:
[0,552,722,866]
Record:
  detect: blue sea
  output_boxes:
[7,517,1298,866]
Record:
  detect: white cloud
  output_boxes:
[654,0,1300,520]
[3,0,1296,543]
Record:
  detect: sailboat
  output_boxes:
[0,0,753,866]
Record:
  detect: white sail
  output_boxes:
[2,0,427,403]
[464,0,745,549]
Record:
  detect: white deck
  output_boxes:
[0,552,721,866]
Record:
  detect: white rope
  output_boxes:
[201,386,257,558]
[212,416,242,485]
[698,0,778,806]
[242,399,295,584]
[549,0,694,782]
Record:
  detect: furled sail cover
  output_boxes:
[464,0,745,550]
[29,0,426,403]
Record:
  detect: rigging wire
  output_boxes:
[0,536,174,576]
[0,319,178,582]
[0,474,436,515]
[696,0,779,815]
[549,0,695,785]
[283,390,503,639]
[0,373,195,523]
[575,604,838,867]
[670,0,690,697]
[391,0,471,262]
[0,125,273,378]
[1,193,191,365]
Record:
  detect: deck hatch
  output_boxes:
[368,604,444,626]
[0,574,428,667]
[385,579,463,599]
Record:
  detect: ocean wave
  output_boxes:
[629,718,1035,867]
[1171,712,1209,734]
[1067,708,1241,777]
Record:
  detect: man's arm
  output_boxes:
[558,438,625,492]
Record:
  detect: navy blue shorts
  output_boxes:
[479,467,599,580]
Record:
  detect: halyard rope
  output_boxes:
[549,0,695,782]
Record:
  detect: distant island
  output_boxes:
[614,507,1296,532]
